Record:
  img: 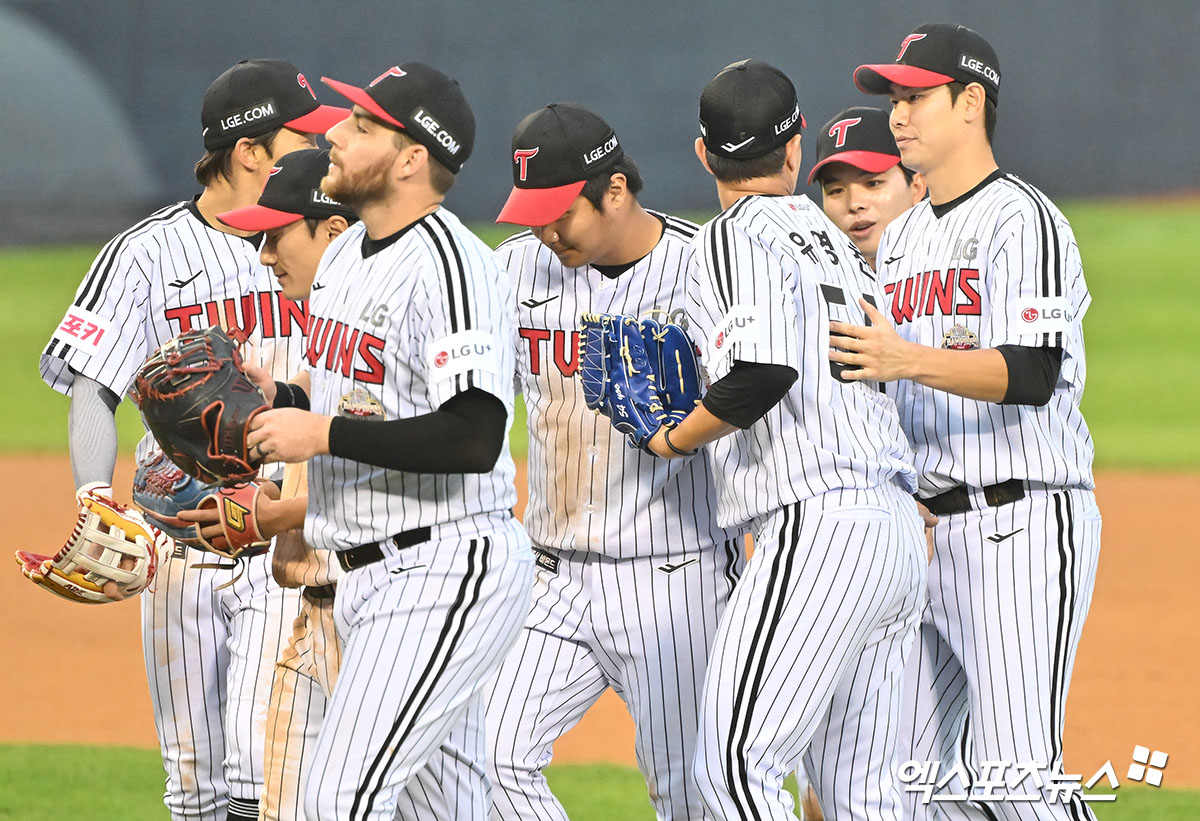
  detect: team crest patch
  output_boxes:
[941,323,979,350]
[338,387,385,420]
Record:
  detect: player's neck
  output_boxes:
[923,142,998,207]
[715,175,795,210]
[593,205,663,266]
[195,177,261,238]
[358,191,444,240]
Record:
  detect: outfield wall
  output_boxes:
[1,0,1198,242]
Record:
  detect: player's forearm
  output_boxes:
[647,403,738,459]
[68,374,120,487]
[907,346,1008,403]
[257,496,308,539]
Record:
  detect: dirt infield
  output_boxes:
[3,456,1196,786]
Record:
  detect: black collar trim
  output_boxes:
[930,169,1004,219]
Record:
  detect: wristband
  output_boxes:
[662,427,698,457]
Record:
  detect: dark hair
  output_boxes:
[946,81,996,144]
[194,127,283,186]
[579,156,645,212]
[813,161,917,187]
[392,130,456,195]
[899,164,916,185]
[704,144,787,184]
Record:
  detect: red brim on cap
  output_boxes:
[285,104,351,136]
[217,204,304,232]
[321,77,406,130]
[854,64,955,95]
[808,150,901,185]
[495,181,586,226]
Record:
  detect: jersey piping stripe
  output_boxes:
[431,213,473,331]
[78,204,189,311]
[1004,175,1064,346]
[660,214,698,238]
[418,220,461,334]
[496,229,534,250]
[351,537,489,818]
[726,504,798,819]
[708,197,755,312]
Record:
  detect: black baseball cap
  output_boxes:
[495,104,624,226]
[808,107,902,185]
[217,149,354,232]
[201,59,349,150]
[699,59,805,160]
[322,63,475,174]
[855,23,1001,106]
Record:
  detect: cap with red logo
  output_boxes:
[808,107,903,185]
[201,59,349,150]
[495,103,624,226]
[322,63,476,174]
[854,23,1000,106]
[217,148,354,232]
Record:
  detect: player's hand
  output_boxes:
[916,500,938,563]
[829,299,920,383]
[247,409,332,464]
[176,481,292,540]
[243,361,276,403]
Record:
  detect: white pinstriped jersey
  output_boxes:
[40,199,308,398]
[875,171,1095,495]
[496,214,742,559]
[303,209,518,550]
[687,194,917,529]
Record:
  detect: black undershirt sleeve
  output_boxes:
[701,360,799,429]
[327,388,507,473]
[996,345,1062,406]
[272,381,310,410]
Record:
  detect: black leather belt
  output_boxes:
[303,583,337,600]
[921,478,1026,516]
[335,527,432,572]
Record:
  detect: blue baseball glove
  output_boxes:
[131,450,215,545]
[578,313,702,451]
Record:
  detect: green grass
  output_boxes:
[2,200,1197,468]
[0,744,1193,819]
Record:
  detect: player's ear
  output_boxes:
[694,138,713,176]
[324,215,350,242]
[606,172,629,210]
[909,171,928,204]
[958,82,988,125]
[231,137,263,174]
[782,133,803,175]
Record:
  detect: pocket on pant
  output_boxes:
[823,504,893,523]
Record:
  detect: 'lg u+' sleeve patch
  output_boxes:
[425,330,500,382]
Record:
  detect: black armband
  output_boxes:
[996,345,1062,406]
[272,381,310,410]
[701,361,798,429]
[328,388,506,473]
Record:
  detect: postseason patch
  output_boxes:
[1009,297,1070,335]
[338,387,385,420]
[941,323,980,350]
[426,330,500,382]
[51,305,113,356]
[706,304,763,366]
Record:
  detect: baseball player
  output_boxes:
[642,59,927,820]
[487,103,746,819]
[810,106,926,271]
[846,23,1101,820]
[241,63,534,821]
[39,59,347,821]
[189,147,356,821]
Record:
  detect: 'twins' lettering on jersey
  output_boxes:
[874,171,1095,493]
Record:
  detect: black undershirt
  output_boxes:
[275,386,507,473]
[930,169,1004,219]
[997,345,1062,405]
[702,361,798,429]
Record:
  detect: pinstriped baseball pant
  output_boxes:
[899,488,1101,821]
[695,482,927,820]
